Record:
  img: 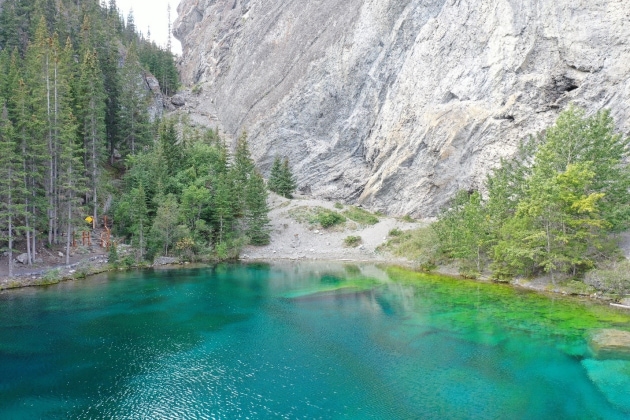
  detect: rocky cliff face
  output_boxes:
[174,0,630,216]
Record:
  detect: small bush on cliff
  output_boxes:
[317,210,346,228]
[344,235,362,247]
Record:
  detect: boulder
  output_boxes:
[16,253,29,264]
[171,94,186,107]
[153,256,178,266]
[589,329,630,360]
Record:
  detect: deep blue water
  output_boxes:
[1,262,629,419]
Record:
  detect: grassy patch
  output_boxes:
[400,214,415,223]
[288,206,346,229]
[344,235,362,247]
[342,206,379,225]
[38,268,62,286]
[334,202,344,209]
[388,228,403,237]
[378,226,440,270]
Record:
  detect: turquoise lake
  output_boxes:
[1,262,630,419]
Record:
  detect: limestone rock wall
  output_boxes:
[174,0,630,216]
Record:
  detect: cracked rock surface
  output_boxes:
[174,0,630,216]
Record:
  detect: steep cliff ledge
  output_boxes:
[174,0,630,216]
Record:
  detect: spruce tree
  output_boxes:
[245,171,270,245]
[118,42,150,155]
[231,131,255,213]
[268,156,282,194]
[58,108,85,265]
[130,185,149,261]
[0,103,23,277]
[279,157,296,198]
[77,48,106,228]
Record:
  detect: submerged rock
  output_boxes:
[589,329,630,360]
[582,359,630,412]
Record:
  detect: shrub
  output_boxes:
[334,202,344,209]
[40,268,62,285]
[401,214,415,223]
[343,206,379,225]
[108,243,119,266]
[344,235,362,247]
[388,228,403,237]
[317,210,346,228]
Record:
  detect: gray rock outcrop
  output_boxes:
[153,256,179,266]
[174,0,630,216]
[16,253,28,264]
[144,72,164,121]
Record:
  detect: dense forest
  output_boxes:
[0,0,269,277]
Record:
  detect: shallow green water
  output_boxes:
[1,263,630,419]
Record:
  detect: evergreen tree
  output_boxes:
[151,194,180,257]
[118,42,150,155]
[77,48,106,228]
[435,106,630,280]
[279,157,296,198]
[268,156,282,194]
[58,108,85,265]
[231,131,255,213]
[158,118,183,178]
[0,103,23,277]
[212,173,234,245]
[23,20,51,262]
[130,185,149,260]
[245,171,270,245]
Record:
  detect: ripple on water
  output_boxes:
[0,264,629,419]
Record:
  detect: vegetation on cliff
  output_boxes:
[390,107,629,291]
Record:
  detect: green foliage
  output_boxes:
[41,268,62,284]
[434,191,488,273]
[112,119,271,262]
[0,0,182,269]
[288,206,346,229]
[268,156,296,198]
[245,172,271,245]
[379,226,440,271]
[342,206,379,225]
[317,210,346,228]
[401,215,415,223]
[435,107,630,282]
[334,202,344,209]
[388,228,403,237]
[108,242,119,266]
[344,235,362,247]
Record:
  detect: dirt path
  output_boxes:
[242,193,426,264]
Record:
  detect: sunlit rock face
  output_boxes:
[174,0,630,216]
